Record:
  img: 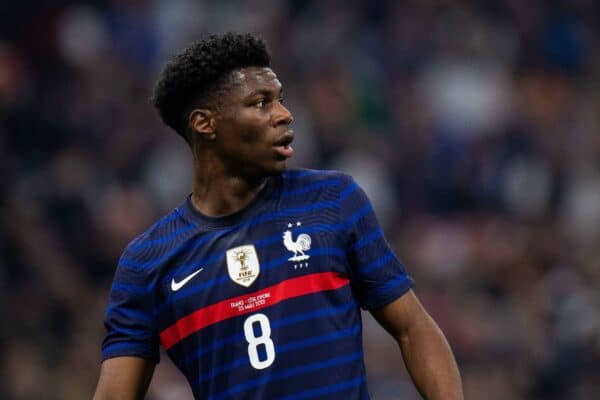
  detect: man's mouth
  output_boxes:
[273,131,294,158]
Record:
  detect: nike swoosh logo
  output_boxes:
[171,268,204,291]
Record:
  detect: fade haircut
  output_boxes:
[151,32,271,143]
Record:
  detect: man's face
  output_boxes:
[213,67,294,179]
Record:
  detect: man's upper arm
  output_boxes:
[98,242,160,399]
[102,245,160,362]
[370,290,465,399]
[338,173,414,310]
[370,289,428,340]
[93,356,156,400]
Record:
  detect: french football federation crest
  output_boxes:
[226,245,260,287]
[283,221,311,269]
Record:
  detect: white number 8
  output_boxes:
[243,313,275,369]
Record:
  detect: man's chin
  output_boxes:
[265,160,288,176]
[243,161,287,180]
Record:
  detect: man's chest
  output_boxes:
[154,215,351,329]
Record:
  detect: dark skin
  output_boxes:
[93,67,463,399]
[188,67,294,217]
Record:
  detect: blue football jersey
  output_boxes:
[102,169,414,399]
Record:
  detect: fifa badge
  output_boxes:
[226,244,260,287]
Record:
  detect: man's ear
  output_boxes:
[188,109,217,141]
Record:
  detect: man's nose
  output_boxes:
[272,102,293,126]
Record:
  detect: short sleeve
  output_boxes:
[339,174,414,310]
[101,248,160,362]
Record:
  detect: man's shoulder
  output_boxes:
[118,207,189,269]
[281,168,353,188]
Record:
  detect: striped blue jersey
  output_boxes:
[102,169,414,399]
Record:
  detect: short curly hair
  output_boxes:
[151,33,271,142]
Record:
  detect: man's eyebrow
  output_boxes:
[245,87,283,99]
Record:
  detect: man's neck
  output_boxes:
[191,168,267,218]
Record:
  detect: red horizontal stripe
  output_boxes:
[159,272,349,350]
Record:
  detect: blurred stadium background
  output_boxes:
[1,0,600,399]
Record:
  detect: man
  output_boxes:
[94,33,463,399]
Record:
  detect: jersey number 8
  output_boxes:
[243,313,275,369]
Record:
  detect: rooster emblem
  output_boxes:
[283,222,311,262]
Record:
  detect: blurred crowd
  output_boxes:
[2,0,600,399]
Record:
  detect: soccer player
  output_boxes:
[93,33,463,400]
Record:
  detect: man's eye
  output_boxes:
[254,100,265,108]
